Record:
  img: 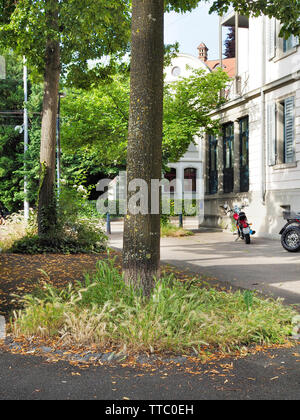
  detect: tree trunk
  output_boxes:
[38,0,60,237]
[123,0,164,296]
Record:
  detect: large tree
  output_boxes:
[0,0,131,236]
[122,0,165,296]
[123,0,300,296]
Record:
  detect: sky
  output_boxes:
[164,3,222,60]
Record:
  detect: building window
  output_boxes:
[184,168,197,192]
[208,135,218,194]
[268,96,295,166]
[164,168,176,193]
[223,123,234,193]
[283,35,299,53]
[283,97,295,163]
[239,117,249,192]
[267,18,299,60]
[171,66,181,77]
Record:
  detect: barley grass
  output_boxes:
[11,258,296,355]
[0,212,29,252]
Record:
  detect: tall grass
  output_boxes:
[161,223,194,238]
[0,212,29,252]
[11,259,297,354]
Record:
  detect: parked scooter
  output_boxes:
[220,203,255,244]
[279,210,300,252]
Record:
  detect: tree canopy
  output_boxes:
[166,0,299,38]
[60,66,229,172]
[209,0,300,38]
[0,0,131,86]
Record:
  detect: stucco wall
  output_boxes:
[203,15,300,238]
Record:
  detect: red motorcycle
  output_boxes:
[220,204,255,244]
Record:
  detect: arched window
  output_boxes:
[164,168,176,193]
[184,168,197,192]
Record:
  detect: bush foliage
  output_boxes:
[3,185,107,254]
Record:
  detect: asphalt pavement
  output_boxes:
[0,343,299,400]
[109,221,300,307]
[1,221,299,401]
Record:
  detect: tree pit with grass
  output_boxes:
[10,258,297,358]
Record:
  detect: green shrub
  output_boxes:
[9,229,106,254]
[161,222,194,237]
[0,212,28,251]
[162,198,198,217]
[6,186,107,254]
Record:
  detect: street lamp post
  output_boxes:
[23,57,29,221]
[56,92,66,198]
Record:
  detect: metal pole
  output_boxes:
[219,16,223,100]
[56,94,61,198]
[179,213,183,228]
[261,16,266,204]
[106,213,111,235]
[23,57,29,221]
[235,12,239,95]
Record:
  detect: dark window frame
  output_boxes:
[239,116,249,192]
[208,134,218,194]
[223,122,234,193]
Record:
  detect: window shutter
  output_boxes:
[284,96,295,163]
[267,18,276,60]
[267,102,276,166]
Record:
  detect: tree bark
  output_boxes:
[38,0,60,237]
[123,0,164,296]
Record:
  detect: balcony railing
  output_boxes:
[222,71,249,101]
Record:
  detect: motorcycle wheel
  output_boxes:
[281,226,300,252]
[244,233,251,244]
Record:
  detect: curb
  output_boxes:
[2,336,191,367]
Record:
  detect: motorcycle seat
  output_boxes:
[283,211,300,220]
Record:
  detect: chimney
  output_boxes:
[197,42,208,62]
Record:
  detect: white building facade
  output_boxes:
[203,12,300,238]
[163,54,209,219]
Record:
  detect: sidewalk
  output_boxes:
[109,221,300,306]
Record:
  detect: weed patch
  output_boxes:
[10,259,296,356]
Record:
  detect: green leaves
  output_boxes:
[163,67,229,163]
[165,1,300,37]
[60,65,229,170]
[209,0,300,37]
[0,0,131,84]
[243,290,254,313]
[165,0,202,13]
[61,74,129,168]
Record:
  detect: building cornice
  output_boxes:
[209,70,300,116]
